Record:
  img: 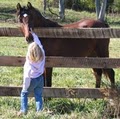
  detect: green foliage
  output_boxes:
[79,0,95,11]
[114,0,120,12]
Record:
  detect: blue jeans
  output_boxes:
[20,75,44,113]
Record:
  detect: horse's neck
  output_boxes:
[42,17,62,27]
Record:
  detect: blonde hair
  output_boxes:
[27,42,44,62]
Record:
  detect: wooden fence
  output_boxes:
[0,27,120,99]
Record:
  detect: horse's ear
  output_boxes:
[17,3,21,10]
[27,2,32,9]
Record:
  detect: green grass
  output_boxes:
[0,1,120,118]
[0,37,119,118]
[0,37,27,56]
[0,37,120,119]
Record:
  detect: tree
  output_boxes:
[95,0,108,21]
[43,0,47,14]
[95,0,101,18]
[98,0,107,21]
[59,0,65,20]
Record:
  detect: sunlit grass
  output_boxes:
[109,38,120,58]
[52,68,95,88]
[0,37,27,56]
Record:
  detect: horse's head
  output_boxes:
[16,2,32,30]
[16,2,38,43]
[16,2,44,29]
[16,2,45,43]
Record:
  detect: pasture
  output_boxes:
[0,0,120,119]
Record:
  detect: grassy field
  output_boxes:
[0,0,120,119]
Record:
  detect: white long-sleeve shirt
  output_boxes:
[22,33,45,91]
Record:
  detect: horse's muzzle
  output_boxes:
[25,33,34,44]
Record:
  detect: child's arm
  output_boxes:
[31,32,42,47]
[31,32,45,56]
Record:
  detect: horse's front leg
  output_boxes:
[44,67,53,87]
[92,68,102,88]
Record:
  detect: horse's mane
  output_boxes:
[32,7,62,27]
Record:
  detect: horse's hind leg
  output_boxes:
[103,68,115,88]
[44,68,53,101]
[45,68,53,87]
[92,68,102,88]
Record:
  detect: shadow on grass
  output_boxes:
[45,98,106,115]
[0,7,16,14]
[0,7,16,21]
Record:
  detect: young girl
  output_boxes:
[18,32,45,115]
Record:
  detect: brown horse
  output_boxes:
[16,2,115,88]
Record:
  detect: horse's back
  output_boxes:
[63,19,109,28]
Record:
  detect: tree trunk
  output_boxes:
[95,0,101,19]
[43,0,47,14]
[98,0,107,21]
[59,0,65,20]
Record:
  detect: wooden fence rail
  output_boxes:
[0,86,120,98]
[0,27,120,38]
[0,27,120,98]
[0,56,120,68]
